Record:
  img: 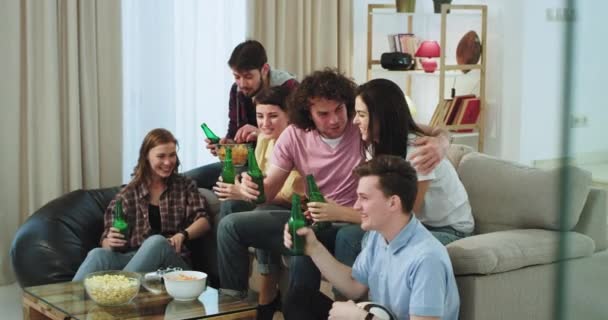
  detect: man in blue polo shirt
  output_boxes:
[283,155,460,320]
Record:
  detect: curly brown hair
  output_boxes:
[287,68,356,131]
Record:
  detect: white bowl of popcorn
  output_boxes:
[84,270,141,306]
[163,270,207,301]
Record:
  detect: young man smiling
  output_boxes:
[187,40,298,189]
[283,155,460,320]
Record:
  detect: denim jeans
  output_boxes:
[219,201,287,276]
[287,223,365,296]
[72,235,190,281]
[217,208,292,294]
[424,224,472,245]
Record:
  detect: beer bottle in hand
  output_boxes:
[306,174,331,231]
[221,147,236,184]
[200,123,220,144]
[112,199,129,251]
[247,146,266,204]
[288,194,306,256]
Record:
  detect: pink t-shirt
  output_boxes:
[271,122,364,206]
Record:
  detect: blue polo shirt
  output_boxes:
[352,215,460,320]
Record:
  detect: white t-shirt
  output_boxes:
[407,134,474,233]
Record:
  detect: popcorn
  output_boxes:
[84,274,139,305]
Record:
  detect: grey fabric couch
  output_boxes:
[446,145,607,320]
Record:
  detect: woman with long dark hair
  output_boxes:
[353,78,474,244]
[73,128,210,280]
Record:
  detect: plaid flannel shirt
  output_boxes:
[101,175,208,249]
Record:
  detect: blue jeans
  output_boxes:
[287,224,365,295]
[217,207,292,295]
[424,224,471,245]
[72,235,189,281]
[219,201,286,276]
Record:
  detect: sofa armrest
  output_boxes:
[573,187,607,252]
[10,188,118,287]
[446,229,595,276]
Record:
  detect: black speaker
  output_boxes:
[380,52,415,71]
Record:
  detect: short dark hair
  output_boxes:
[254,86,290,111]
[354,155,418,213]
[356,78,423,158]
[288,68,356,131]
[228,40,268,71]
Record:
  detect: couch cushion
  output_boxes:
[447,144,474,169]
[457,153,592,232]
[447,229,595,275]
[198,188,220,220]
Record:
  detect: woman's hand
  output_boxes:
[213,176,248,201]
[101,227,127,249]
[168,233,186,254]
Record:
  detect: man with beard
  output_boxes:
[187,40,298,189]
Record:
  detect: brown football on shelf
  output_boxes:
[456,31,482,74]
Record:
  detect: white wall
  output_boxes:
[570,0,608,157]
[353,0,607,164]
[518,0,567,164]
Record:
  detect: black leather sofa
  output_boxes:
[10,180,220,288]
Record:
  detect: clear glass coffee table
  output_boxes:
[22,280,258,320]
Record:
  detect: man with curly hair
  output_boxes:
[216,69,450,318]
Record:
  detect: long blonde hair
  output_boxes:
[128,128,180,189]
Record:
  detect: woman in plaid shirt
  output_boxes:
[73,128,210,280]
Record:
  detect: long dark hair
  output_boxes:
[128,128,180,189]
[356,78,423,158]
[288,68,356,131]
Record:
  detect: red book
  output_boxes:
[455,98,481,132]
[445,94,475,125]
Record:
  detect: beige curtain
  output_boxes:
[246,0,353,79]
[0,0,122,285]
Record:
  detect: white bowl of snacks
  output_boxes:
[163,270,207,301]
[84,270,141,306]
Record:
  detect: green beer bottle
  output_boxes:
[306,174,331,231]
[200,123,220,144]
[221,146,236,184]
[247,146,266,204]
[288,194,306,256]
[112,199,129,250]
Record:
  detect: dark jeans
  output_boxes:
[424,224,471,245]
[217,209,292,294]
[283,286,333,320]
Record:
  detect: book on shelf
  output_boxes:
[387,35,397,52]
[430,99,451,127]
[445,94,475,125]
[453,98,481,132]
[387,33,419,55]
